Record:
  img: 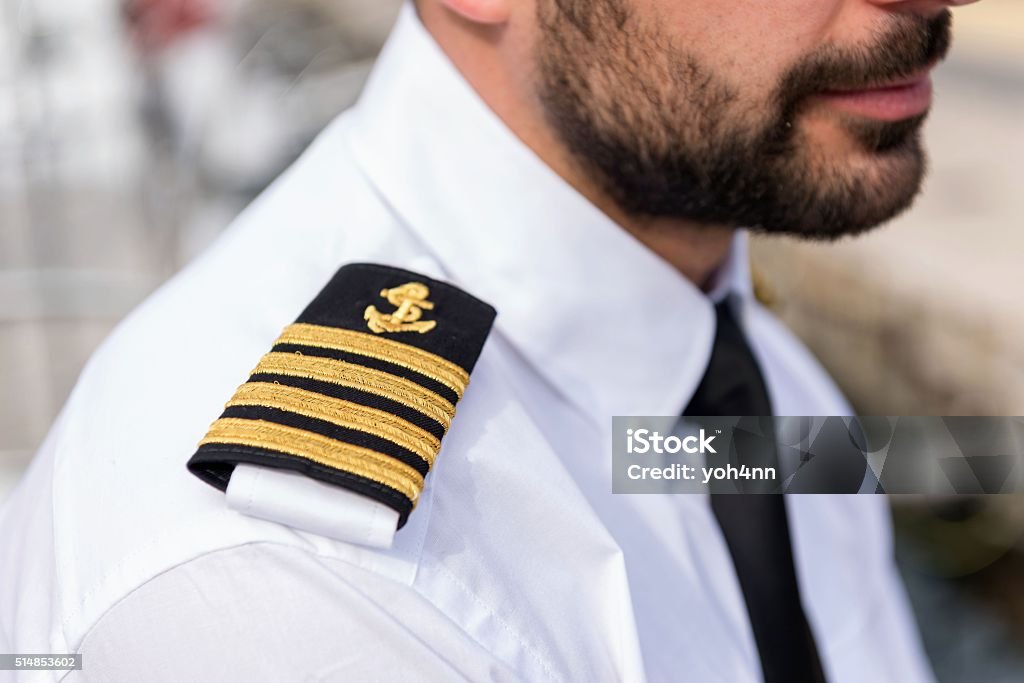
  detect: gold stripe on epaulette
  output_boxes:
[200,418,424,503]
[278,323,470,397]
[227,382,441,465]
[252,352,455,430]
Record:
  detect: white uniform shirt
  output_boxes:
[0,5,933,682]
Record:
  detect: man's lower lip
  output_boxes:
[816,76,933,122]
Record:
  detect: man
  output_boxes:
[0,0,979,680]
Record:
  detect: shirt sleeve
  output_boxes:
[69,543,517,683]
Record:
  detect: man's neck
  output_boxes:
[552,163,736,287]
[419,5,735,288]
[620,219,736,292]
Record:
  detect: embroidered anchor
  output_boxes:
[364,282,437,334]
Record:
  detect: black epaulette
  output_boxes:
[187,263,497,529]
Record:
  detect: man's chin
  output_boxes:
[745,162,926,241]
[761,128,927,240]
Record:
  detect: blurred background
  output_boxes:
[0,0,1021,679]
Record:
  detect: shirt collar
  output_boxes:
[346,3,754,425]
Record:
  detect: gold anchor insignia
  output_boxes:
[364,282,438,334]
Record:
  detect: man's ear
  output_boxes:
[436,0,511,24]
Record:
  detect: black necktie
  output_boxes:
[683,301,826,683]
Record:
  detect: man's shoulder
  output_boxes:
[0,113,478,652]
[37,334,563,662]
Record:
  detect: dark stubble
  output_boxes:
[536,1,952,238]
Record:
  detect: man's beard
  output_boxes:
[536,2,952,239]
